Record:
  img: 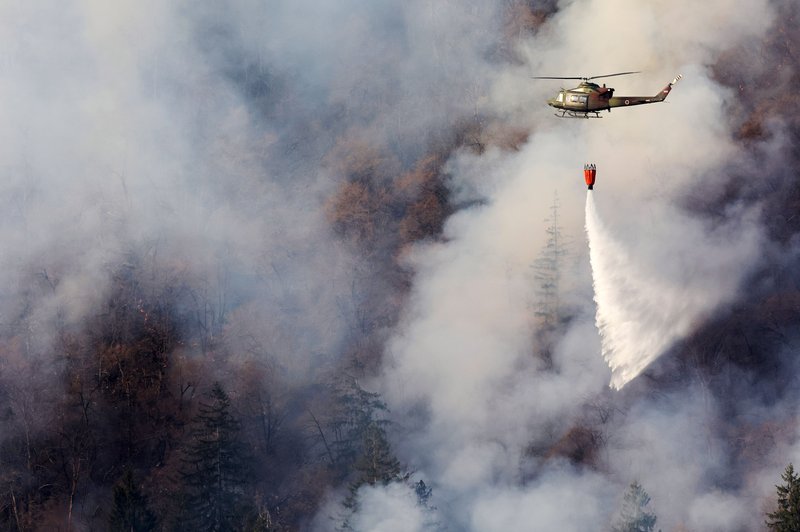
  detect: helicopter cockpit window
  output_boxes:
[569,94,588,104]
[557,92,564,103]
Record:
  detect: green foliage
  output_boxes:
[612,481,658,532]
[344,423,403,509]
[766,463,800,531]
[179,382,250,531]
[331,378,407,530]
[329,377,391,473]
[339,380,403,507]
[108,469,158,532]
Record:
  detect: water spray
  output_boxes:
[585,166,687,389]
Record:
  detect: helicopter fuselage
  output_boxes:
[546,76,682,118]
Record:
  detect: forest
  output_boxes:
[1,0,799,530]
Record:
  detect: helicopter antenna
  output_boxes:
[532,71,640,82]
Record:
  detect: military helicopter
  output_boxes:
[534,71,682,118]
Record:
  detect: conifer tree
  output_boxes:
[532,192,569,328]
[345,423,403,506]
[333,379,406,530]
[612,481,658,532]
[339,421,404,531]
[329,377,392,474]
[414,480,432,507]
[179,382,249,531]
[414,479,440,529]
[766,463,800,531]
[338,381,404,511]
[108,469,158,532]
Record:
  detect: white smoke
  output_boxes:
[3,0,794,530]
[368,0,784,529]
[346,483,428,532]
[0,0,378,373]
[585,191,761,389]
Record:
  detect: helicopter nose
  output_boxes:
[546,98,556,107]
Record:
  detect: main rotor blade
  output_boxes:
[586,71,640,80]
[532,71,641,81]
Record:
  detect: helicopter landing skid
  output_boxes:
[555,110,603,119]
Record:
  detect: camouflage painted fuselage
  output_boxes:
[547,75,682,116]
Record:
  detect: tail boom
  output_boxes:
[607,74,682,109]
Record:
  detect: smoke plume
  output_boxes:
[1,0,800,530]
[369,0,799,530]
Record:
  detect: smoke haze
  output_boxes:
[1,0,799,530]
[369,0,800,530]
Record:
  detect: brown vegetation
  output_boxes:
[0,260,408,530]
[544,426,605,467]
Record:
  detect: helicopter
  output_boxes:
[533,71,682,118]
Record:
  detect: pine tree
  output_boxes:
[339,383,403,511]
[414,480,432,507]
[766,463,800,531]
[108,469,158,531]
[414,479,441,529]
[346,423,402,501]
[179,382,249,531]
[333,379,405,530]
[612,481,658,532]
[328,377,392,474]
[532,192,569,328]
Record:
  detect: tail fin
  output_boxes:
[654,74,682,102]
